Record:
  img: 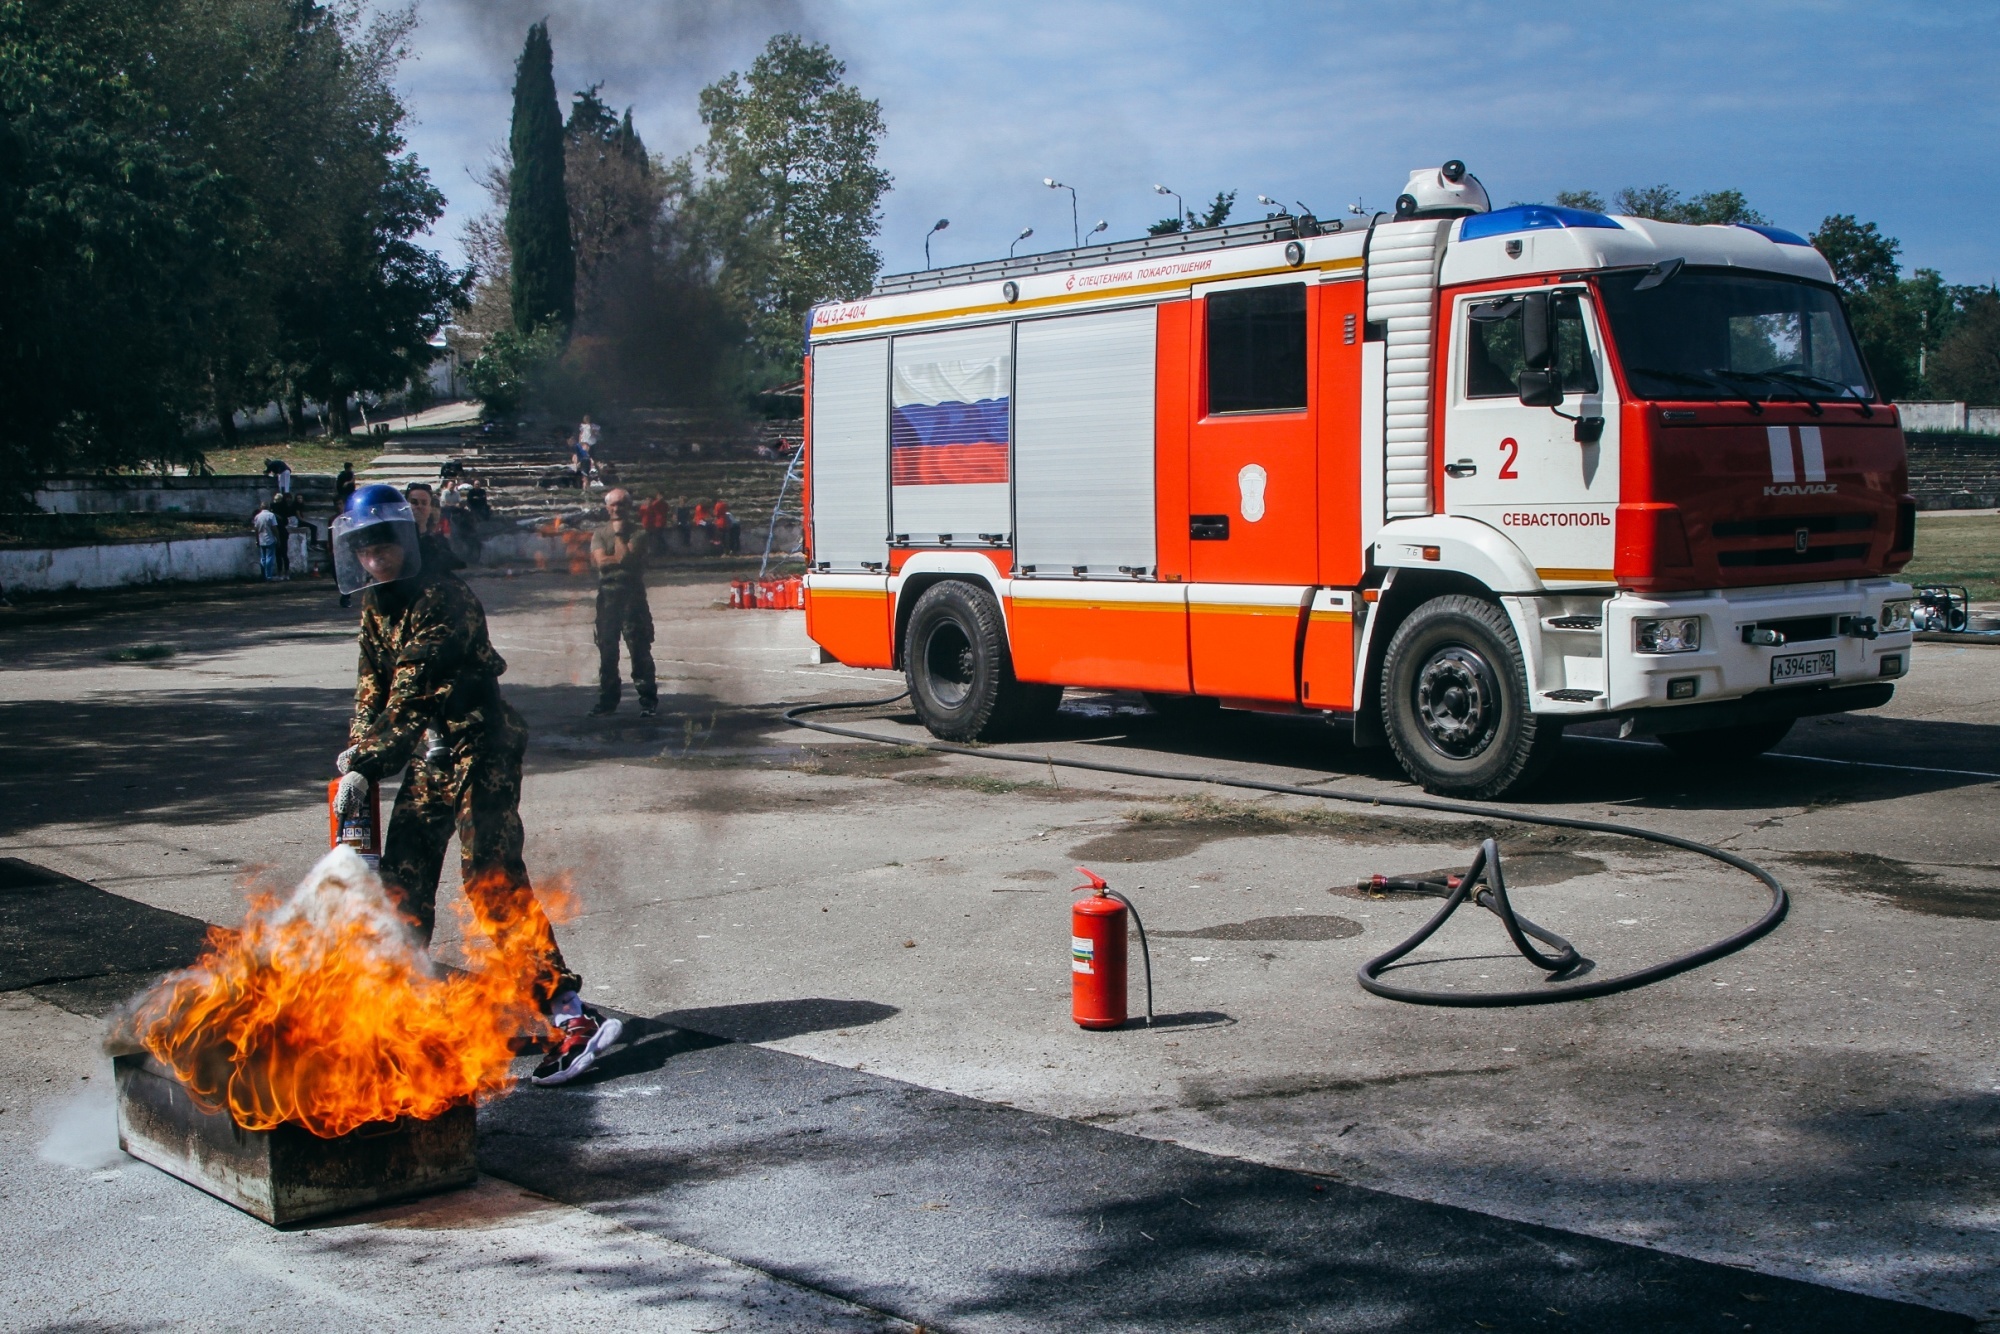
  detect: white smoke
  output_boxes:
[37,1078,121,1172]
[261,846,433,970]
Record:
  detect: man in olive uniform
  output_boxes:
[330,484,620,1085]
[588,488,657,717]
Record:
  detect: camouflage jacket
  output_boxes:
[347,572,525,780]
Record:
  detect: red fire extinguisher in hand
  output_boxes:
[1071,867,1154,1029]
[328,775,382,871]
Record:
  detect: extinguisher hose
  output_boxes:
[1102,889,1154,1025]
[783,693,1787,1008]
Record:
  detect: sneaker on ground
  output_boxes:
[531,1009,624,1086]
[587,700,617,717]
[638,701,657,718]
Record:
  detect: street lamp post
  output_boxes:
[1010,227,1035,258]
[924,218,950,268]
[1257,194,1290,216]
[1153,184,1186,230]
[1085,220,1108,245]
[1043,178,1079,248]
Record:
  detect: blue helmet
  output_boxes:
[331,484,422,594]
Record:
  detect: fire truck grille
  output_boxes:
[1718,543,1871,568]
[1711,512,1874,538]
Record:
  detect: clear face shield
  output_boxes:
[331,500,423,595]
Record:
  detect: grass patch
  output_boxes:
[193,439,385,477]
[104,643,176,662]
[1903,512,2000,600]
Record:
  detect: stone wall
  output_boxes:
[33,474,337,519]
[0,531,314,594]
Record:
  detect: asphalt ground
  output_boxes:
[0,570,1995,1330]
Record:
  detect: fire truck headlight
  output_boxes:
[1634,617,1701,654]
[1879,600,1913,634]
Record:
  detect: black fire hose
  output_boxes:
[783,694,1788,1007]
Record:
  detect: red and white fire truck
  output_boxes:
[799,162,1916,798]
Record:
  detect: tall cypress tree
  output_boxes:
[506,22,574,333]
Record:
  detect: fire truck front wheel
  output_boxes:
[904,581,1053,742]
[1381,595,1561,800]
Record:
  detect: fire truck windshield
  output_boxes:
[1598,269,1873,404]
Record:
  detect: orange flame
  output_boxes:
[124,848,559,1138]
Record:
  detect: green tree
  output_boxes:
[506,21,573,334]
[283,153,469,434]
[566,85,663,327]
[694,33,890,384]
[1614,185,1766,225]
[1928,288,2000,404]
[1553,185,1765,225]
[0,0,233,486]
[1811,214,1900,291]
[1149,189,1236,236]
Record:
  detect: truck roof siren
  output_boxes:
[1394,160,1491,219]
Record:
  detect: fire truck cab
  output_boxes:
[800,163,1915,798]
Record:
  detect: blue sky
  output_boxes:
[392,0,1998,285]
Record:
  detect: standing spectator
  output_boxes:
[439,475,479,565]
[270,489,301,580]
[713,498,739,555]
[691,499,711,554]
[264,457,293,495]
[674,498,693,553]
[403,482,462,572]
[639,493,669,557]
[253,500,280,581]
[333,463,358,607]
[589,489,656,717]
[578,414,601,470]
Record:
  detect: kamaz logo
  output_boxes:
[1764,483,1838,496]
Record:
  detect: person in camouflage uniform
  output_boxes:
[331,483,620,1084]
[588,488,657,717]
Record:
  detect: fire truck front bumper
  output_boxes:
[1598,579,1913,727]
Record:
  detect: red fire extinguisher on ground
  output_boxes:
[327,777,382,870]
[1071,867,1153,1029]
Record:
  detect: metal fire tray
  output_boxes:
[113,1052,476,1225]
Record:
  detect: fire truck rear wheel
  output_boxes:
[1381,594,1560,800]
[904,580,1044,742]
[1659,719,1793,762]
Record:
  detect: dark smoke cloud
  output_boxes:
[436,0,814,120]
[393,0,820,263]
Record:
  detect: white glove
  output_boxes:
[333,771,371,820]
[335,746,361,775]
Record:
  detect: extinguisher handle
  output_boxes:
[1074,866,1107,891]
[1102,888,1154,1027]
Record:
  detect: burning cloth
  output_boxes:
[118,847,558,1138]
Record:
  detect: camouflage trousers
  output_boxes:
[595,582,656,708]
[379,741,580,1003]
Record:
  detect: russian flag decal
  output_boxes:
[892,355,1009,486]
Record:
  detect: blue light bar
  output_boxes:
[1459,204,1624,243]
[1734,223,1811,247]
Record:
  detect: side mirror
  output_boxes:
[1518,368,1564,407]
[1520,291,1553,371]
